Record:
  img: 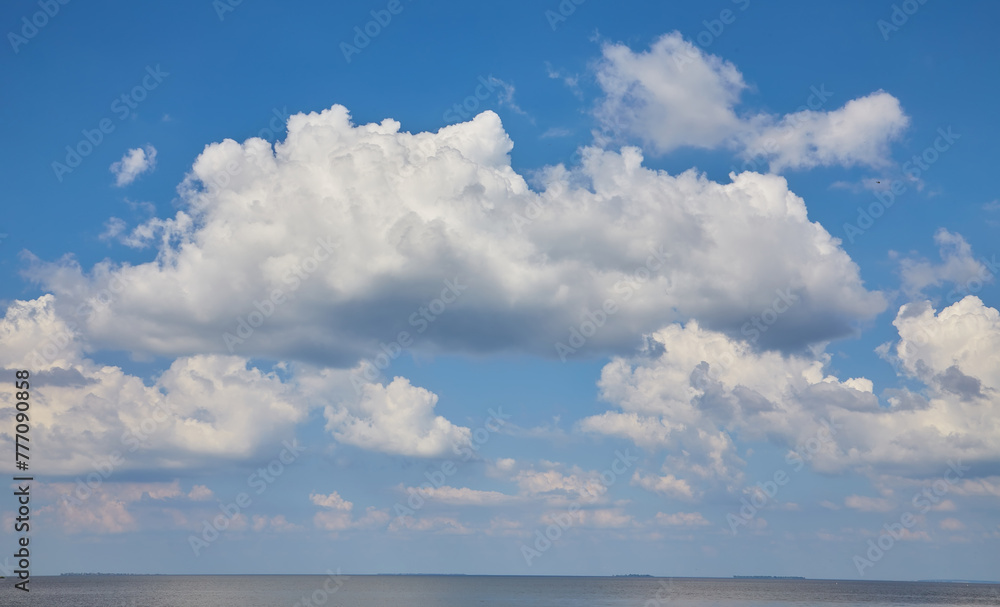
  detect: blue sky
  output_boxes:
[1,0,999,581]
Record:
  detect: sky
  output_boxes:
[0,0,999,582]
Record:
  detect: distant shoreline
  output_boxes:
[53,573,998,583]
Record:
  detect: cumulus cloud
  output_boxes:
[0,296,471,473]
[594,32,908,171]
[310,491,353,511]
[27,105,884,365]
[321,376,471,458]
[311,491,389,532]
[41,480,198,534]
[844,495,895,512]
[742,91,909,171]
[595,32,746,153]
[251,514,300,532]
[582,295,1000,487]
[632,470,699,500]
[110,145,157,186]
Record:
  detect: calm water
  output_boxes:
[5,575,999,607]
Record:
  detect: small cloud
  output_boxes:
[898,229,988,297]
[844,495,894,512]
[541,127,574,139]
[126,199,157,215]
[187,485,214,501]
[110,145,157,187]
[252,514,301,532]
[983,199,1000,212]
[486,76,529,119]
[654,511,709,526]
[819,500,841,510]
[100,217,127,242]
[545,62,582,99]
[310,491,353,511]
[940,517,965,531]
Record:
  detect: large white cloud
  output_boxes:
[0,296,472,473]
[594,32,909,170]
[28,105,885,365]
[581,295,1000,489]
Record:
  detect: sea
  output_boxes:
[5,575,999,607]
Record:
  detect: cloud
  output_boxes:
[632,470,699,500]
[110,145,157,186]
[540,127,573,139]
[940,517,965,531]
[595,32,745,153]
[388,515,471,534]
[512,466,611,504]
[310,491,353,511]
[322,376,471,458]
[844,495,895,512]
[311,491,389,532]
[41,480,201,534]
[581,294,1000,485]
[594,32,908,171]
[187,485,214,501]
[251,514,300,532]
[402,485,517,506]
[0,296,471,473]
[654,511,710,526]
[898,229,988,297]
[554,507,634,529]
[28,105,885,365]
[742,91,909,171]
